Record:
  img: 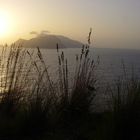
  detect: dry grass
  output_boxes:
[0,31,140,139]
[0,30,99,139]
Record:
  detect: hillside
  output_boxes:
[15,34,83,49]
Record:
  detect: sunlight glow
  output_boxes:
[0,10,13,37]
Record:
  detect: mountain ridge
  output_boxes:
[15,34,83,49]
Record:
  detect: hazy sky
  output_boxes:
[0,0,140,48]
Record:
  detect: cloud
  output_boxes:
[30,30,50,37]
[41,30,50,34]
[30,31,38,35]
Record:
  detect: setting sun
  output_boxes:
[0,10,13,37]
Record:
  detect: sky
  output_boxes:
[0,0,140,49]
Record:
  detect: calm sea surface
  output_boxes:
[39,47,140,82]
[39,47,140,110]
[1,47,140,110]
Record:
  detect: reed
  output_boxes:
[105,65,140,140]
[0,32,140,139]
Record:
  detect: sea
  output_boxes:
[39,47,140,82]
[1,47,140,110]
[38,47,140,110]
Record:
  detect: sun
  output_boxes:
[0,11,11,37]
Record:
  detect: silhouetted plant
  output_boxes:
[106,65,140,140]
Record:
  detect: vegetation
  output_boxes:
[0,33,140,140]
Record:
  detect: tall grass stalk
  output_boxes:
[106,64,140,140]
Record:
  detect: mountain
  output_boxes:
[15,34,83,49]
